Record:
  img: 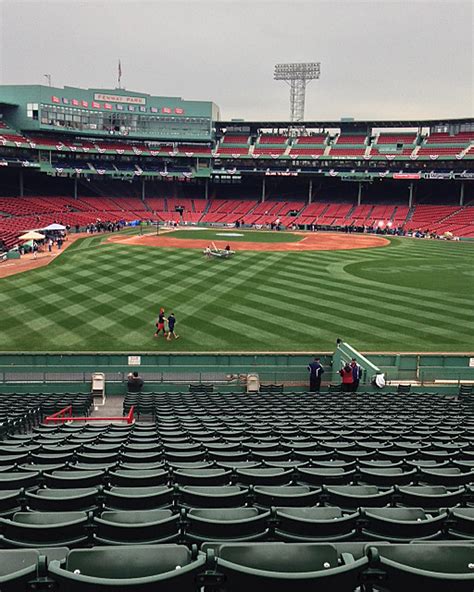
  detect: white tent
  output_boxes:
[42,223,66,231]
[18,231,45,241]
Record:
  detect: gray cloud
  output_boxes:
[1,0,472,120]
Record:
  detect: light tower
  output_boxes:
[274,62,321,122]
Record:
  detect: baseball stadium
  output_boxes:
[0,8,474,586]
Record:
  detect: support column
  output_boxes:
[308,179,313,203]
[261,177,266,202]
[408,182,414,209]
[141,178,146,201]
[204,178,209,201]
[460,182,465,206]
[357,182,362,206]
[19,170,24,197]
[73,176,78,199]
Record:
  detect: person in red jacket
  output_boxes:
[339,362,354,392]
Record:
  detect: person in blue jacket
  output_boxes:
[351,358,362,392]
[307,357,324,393]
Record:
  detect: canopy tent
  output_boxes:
[18,231,45,241]
[42,223,66,231]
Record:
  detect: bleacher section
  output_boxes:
[242,200,305,226]
[289,135,327,158]
[404,205,461,232]
[0,390,472,589]
[317,203,354,226]
[417,132,474,158]
[253,134,289,158]
[216,134,250,157]
[371,132,417,158]
[329,134,367,158]
[405,204,474,237]
[201,199,258,224]
[1,194,473,249]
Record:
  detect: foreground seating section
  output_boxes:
[0,391,472,588]
[0,542,472,591]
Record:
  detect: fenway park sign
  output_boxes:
[94,93,146,105]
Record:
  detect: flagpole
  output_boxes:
[118,59,122,90]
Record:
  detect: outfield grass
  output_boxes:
[165,229,303,243]
[0,232,473,352]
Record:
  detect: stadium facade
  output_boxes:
[0,84,473,248]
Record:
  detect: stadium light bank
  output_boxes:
[274,62,321,122]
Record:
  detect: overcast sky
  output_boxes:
[0,0,472,121]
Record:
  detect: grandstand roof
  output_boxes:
[218,117,474,130]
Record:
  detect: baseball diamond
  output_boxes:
[0,228,472,353]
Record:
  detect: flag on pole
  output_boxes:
[118,59,122,88]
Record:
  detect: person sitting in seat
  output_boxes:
[127,371,144,393]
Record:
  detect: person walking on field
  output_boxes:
[350,358,362,392]
[339,362,354,392]
[308,357,324,393]
[154,308,167,338]
[167,312,179,341]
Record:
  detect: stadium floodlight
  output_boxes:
[274,62,321,122]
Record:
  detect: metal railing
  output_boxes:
[45,404,135,424]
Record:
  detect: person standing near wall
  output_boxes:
[350,358,362,392]
[307,357,324,393]
[339,362,354,392]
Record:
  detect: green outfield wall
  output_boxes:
[0,347,471,395]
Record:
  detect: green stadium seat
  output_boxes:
[103,486,173,510]
[0,549,40,592]
[297,467,356,486]
[206,542,368,592]
[120,452,164,463]
[43,469,104,489]
[0,490,23,517]
[360,507,447,542]
[253,485,321,508]
[418,468,474,487]
[75,452,119,465]
[109,469,169,487]
[0,472,39,490]
[358,467,417,486]
[274,507,358,542]
[48,544,206,592]
[179,485,249,508]
[185,508,269,542]
[119,462,166,471]
[0,453,29,466]
[446,508,474,539]
[235,468,293,486]
[207,450,249,461]
[397,485,465,510]
[173,468,232,486]
[0,511,90,547]
[165,450,206,462]
[323,485,394,510]
[94,509,180,544]
[25,487,99,512]
[367,543,474,592]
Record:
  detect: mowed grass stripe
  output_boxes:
[1,234,473,352]
[245,273,471,344]
[266,263,474,332]
[284,258,474,319]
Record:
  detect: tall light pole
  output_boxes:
[274,62,321,122]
